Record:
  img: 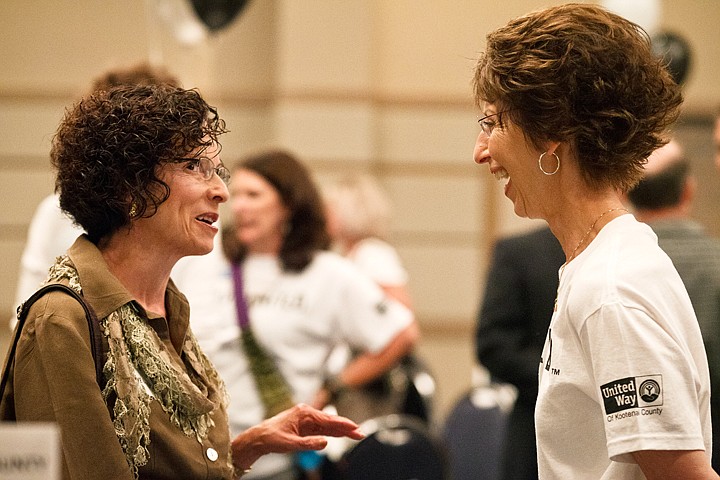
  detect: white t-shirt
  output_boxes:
[172,247,413,478]
[536,215,712,479]
[11,194,84,327]
[346,237,408,287]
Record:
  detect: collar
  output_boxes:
[67,234,191,354]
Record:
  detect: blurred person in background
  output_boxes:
[323,174,434,426]
[324,174,412,308]
[172,150,418,480]
[626,139,720,472]
[475,225,564,480]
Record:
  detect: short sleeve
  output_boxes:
[579,302,707,461]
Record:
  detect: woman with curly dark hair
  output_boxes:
[172,149,418,480]
[472,4,716,479]
[1,84,362,480]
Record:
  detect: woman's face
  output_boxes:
[143,141,228,259]
[230,168,290,255]
[473,103,546,219]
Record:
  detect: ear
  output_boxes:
[544,141,563,158]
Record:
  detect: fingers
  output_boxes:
[345,428,365,440]
[292,404,365,440]
[312,420,363,438]
[295,436,328,451]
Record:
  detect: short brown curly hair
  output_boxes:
[473,3,682,192]
[51,84,227,243]
[90,62,180,92]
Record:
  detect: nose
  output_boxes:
[473,131,491,165]
[210,176,229,203]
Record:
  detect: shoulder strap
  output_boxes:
[0,284,106,401]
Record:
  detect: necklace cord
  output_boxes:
[567,207,628,264]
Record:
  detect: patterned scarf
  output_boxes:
[231,263,295,418]
[46,256,229,479]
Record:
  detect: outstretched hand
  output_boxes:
[230,403,364,474]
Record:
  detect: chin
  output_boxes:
[189,240,215,256]
[512,205,528,219]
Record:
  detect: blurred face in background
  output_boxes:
[230,168,289,255]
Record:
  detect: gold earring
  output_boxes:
[538,152,560,175]
[129,203,138,218]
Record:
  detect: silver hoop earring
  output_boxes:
[538,152,560,175]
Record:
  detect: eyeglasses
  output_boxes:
[172,156,231,185]
[477,110,510,137]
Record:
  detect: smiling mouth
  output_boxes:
[196,214,218,225]
[493,167,509,181]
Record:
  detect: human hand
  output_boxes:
[230,403,364,473]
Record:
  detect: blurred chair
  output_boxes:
[328,349,437,427]
[398,354,437,426]
[442,382,516,480]
[323,414,448,480]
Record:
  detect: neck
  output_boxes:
[98,229,175,316]
[245,232,284,257]
[547,192,628,263]
[340,237,363,256]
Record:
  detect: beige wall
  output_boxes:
[2,0,719,423]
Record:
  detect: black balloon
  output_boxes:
[190,0,250,32]
[651,30,692,86]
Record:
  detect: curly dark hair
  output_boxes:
[90,62,180,92]
[51,84,227,243]
[473,3,683,192]
[222,150,330,272]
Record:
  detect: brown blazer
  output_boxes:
[11,236,233,480]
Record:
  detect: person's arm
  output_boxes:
[230,403,363,475]
[312,321,419,408]
[632,450,719,479]
[337,321,418,387]
[379,284,413,309]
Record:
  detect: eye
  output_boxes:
[184,159,202,172]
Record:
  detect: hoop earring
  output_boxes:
[538,152,560,175]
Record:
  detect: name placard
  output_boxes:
[0,423,60,480]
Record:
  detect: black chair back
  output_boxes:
[327,414,448,480]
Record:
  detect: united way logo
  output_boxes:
[638,378,661,403]
[600,375,663,414]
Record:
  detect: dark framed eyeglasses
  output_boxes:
[171,156,231,185]
[477,110,511,137]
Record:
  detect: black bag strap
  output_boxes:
[0,284,106,402]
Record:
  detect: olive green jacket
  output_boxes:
[11,236,233,480]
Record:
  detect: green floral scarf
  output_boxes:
[46,256,228,478]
